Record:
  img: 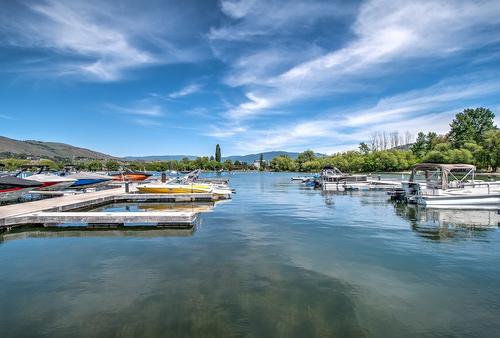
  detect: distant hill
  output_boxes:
[223,151,325,163]
[0,136,113,160]
[123,155,198,161]
[123,151,324,163]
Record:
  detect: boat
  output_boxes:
[0,176,43,202]
[137,168,232,196]
[403,163,500,207]
[291,176,310,181]
[17,165,76,191]
[137,183,214,194]
[61,171,114,189]
[109,169,152,182]
[320,166,368,191]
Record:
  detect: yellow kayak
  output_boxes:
[136,183,212,194]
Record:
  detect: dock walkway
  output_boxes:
[0,186,229,228]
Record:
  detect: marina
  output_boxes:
[0,183,231,229]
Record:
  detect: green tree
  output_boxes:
[86,160,103,171]
[482,129,500,171]
[426,132,437,151]
[0,158,30,171]
[359,142,370,154]
[270,155,297,171]
[448,107,495,148]
[259,153,265,171]
[411,132,428,158]
[105,160,121,171]
[296,150,316,164]
[223,160,234,171]
[215,144,221,163]
[36,159,60,170]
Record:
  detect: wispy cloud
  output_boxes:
[0,0,208,81]
[214,0,500,122]
[168,84,202,99]
[0,114,12,120]
[230,75,500,153]
[106,104,164,117]
[132,119,163,127]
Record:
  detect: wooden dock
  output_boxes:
[0,185,230,229]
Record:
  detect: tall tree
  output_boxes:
[358,142,370,154]
[296,150,316,163]
[411,132,428,158]
[482,129,500,172]
[259,153,264,171]
[215,144,221,163]
[448,107,495,148]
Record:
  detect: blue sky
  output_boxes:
[1,0,500,157]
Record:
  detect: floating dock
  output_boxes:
[0,185,230,229]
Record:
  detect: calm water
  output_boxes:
[1,172,500,337]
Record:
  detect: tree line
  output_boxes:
[1,108,498,173]
[267,107,499,172]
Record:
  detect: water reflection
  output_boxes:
[393,202,500,240]
[0,225,196,244]
[82,201,216,213]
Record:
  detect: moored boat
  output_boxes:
[403,163,500,207]
[0,176,43,202]
[17,166,76,191]
[320,166,368,191]
[137,183,213,194]
[61,171,114,189]
[109,169,152,182]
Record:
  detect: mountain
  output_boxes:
[0,136,113,160]
[123,155,198,161]
[223,151,325,163]
[125,151,325,162]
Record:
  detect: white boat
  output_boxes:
[320,166,368,191]
[14,165,77,192]
[61,171,113,189]
[0,176,43,202]
[403,163,500,207]
[291,176,310,181]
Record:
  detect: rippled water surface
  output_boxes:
[1,172,500,337]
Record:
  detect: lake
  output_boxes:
[1,172,500,337]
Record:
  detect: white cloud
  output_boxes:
[106,104,164,117]
[168,84,202,99]
[210,0,351,41]
[0,114,12,120]
[0,0,207,81]
[217,0,500,121]
[228,76,500,153]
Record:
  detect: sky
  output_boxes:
[1,0,500,157]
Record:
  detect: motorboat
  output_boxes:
[137,169,232,196]
[403,163,500,207]
[291,176,311,181]
[109,169,152,182]
[17,165,76,191]
[320,166,368,191]
[0,176,43,202]
[61,171,114,189]
[137,182,214,194]
[25,172,76,191]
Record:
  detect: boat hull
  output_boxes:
[35,180,76,191]
[111,173,151,182]
[417,193,500,206]
[137,184,212,194]
[70,178,112,189]
[0,187,33,202]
